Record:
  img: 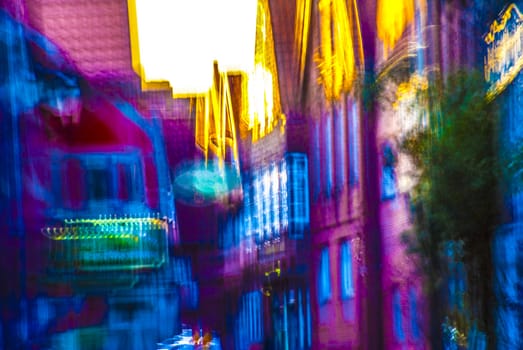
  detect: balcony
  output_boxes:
[43,214,168,273]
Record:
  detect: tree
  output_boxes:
[400,69,502,347]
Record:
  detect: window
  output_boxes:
[270,164,280,233]
[253,170,263,241]
[312,120,321,200]
[287,153,309,238]
[381,143,397,200]
[279,160,289,231]
[55,152,144,210]
[262,167,271,240]
[86,168,112,201]
[324,114,333,197]
[340,240,355,299]
[236,291,263,350]
[318,247,331,303]
[409,288,420,340]
[393,288,405,342]
[334,105,346,192]
[349,101,359,185]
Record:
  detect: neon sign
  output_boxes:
[484,4,523,99]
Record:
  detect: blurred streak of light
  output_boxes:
[128,0,258,96]
[195,62,240,169]
[376,0,415,59]
[247,64,275,141]
[394,73,428,108]
[295,0,312,87]
[314,0,364,102]
[246,0,285,142]
[484,3,522,45]
[484,4,523,100]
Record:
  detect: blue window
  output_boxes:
[324,114,333,197]
[287,153,310,238]
[318,247,331,303]
[349,101,360,185]
[312,120,321,200]
[279,160,289,230]
[340,240,355,299]
[334,105,346,192]
[253,170,263,241]
[261,168,272,240]
[270,164,280,234]
[393,289,405,342]
[381,143,397,200]
[409,288,420,340]
[236,291,263,350]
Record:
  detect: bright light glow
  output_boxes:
[243,0,285,142]
[295,0,313,86]
[194,64,240,169]
[130,0,258,95]
[376,0,415,58]
[248,64,274,140]
[315,0,364,101]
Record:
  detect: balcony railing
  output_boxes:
[43,213,168,272]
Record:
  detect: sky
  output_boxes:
[133,0,258,95]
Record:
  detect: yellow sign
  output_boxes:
[484,4,523,99]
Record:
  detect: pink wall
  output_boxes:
[376,95,429,349]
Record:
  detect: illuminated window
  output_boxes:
[279,160,289,231]
[244,181,254,238]
[263,167,273,239]
[340,240,355,299]
[254,170,263,241]
[270,164,280,233]
[393,288,405,342]
[318,246,331,304]
[349,101,359,185]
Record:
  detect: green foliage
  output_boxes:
[399,70,501,336]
